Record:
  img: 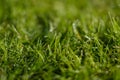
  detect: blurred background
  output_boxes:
[0,0,120,40]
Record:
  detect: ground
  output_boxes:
[0,0,120,80]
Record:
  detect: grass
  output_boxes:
[0,0,120,80]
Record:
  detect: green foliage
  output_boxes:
[0,0,120,80]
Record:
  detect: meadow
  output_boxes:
[0,0,120,80]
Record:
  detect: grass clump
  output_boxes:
[0,0,120,80]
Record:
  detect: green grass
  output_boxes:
[0,0,120,80]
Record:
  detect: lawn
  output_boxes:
[0,0,120,80]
